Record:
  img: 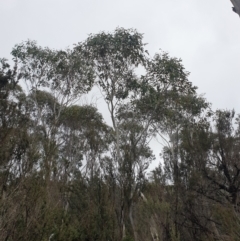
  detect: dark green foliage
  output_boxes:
[0,28,239,241]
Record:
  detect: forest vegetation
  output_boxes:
[1,28,240,241]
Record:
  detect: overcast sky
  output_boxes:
[1,0,240,111]
[1,0,240,166]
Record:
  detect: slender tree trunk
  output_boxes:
[170,130,179,238]
[129,202,138,241]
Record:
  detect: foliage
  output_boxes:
[0,28,239,241]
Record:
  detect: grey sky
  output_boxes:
[1,0,240,168]
[1,0,240,112]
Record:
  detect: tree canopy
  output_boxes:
[0,28,239,241]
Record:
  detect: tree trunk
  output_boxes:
[129,202,138,241]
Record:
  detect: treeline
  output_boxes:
[0,28,240,241]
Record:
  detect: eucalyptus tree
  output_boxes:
[0,58,34,241]
[135,51,208,189]
[0,58,30,195]
[175,109,240,240]
[193,110,240,211]
[76,27,148,240]
[134,51,209,239]
[78,27,146,163]
[0,58,24,173]
[59,104,111,181]
[0,41,96,240]
[11,40,95,182]
[209,110,240,209]
[115,104,155,241]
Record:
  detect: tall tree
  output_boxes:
[77,27,147,240]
